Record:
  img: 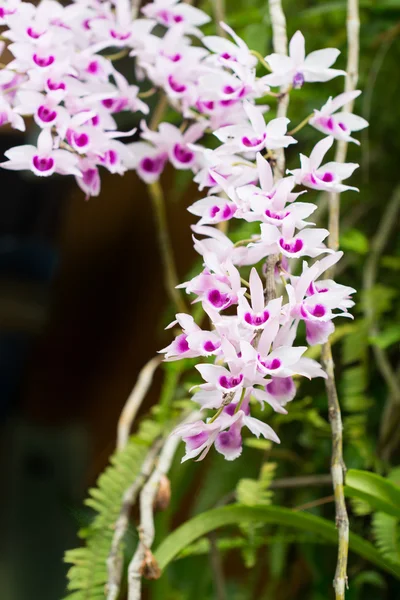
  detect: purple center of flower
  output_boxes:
[33,53,54,68]
[74,132,89,148]
[0,7,16,16]
[292,72,304,89]
[242,134,266,148]
[83,168,97,186]
[87,61,100,74]
[185,430,208,451]
[203,340,220,353]
[46,78,66,91]
[177,334,189,354]
[244,310,269,327]
[167,75,186,94]
[221,52,236,61]
[140,155,165,174]
[207,289,230,309]
[321,171,334,182]
[32,155,54,172]
[27,27,43,39]
[266,376,295,397]
[279,238,304,254]
[261,357,281,370]
[110,29,131,41]
[265,209,290,221]
[219,374,243,389]
[37,105,57,123]
[338,122,347,131]
[173,143,194,164]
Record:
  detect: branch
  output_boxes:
[127,412,200,599]
[321,343,349,600]
[148,180,188,313]
[213,0,226,38]
[321,2,359,598]
[106,439,164,600]
[268,0,289,180]
[266,0,289,299]
[117,356,162,451]
[127,435,181,599]
[328,0,360,257]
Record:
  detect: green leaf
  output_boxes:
[369,324,400,349]
[340,229,369,255]
[345,469,400,519]
[153,504,400,579]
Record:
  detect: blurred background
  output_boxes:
[0,1,400,599]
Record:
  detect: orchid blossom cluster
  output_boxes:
[0,0,367,462]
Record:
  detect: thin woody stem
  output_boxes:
[106,439,163,600]
[117,355,162,451]
[267,0,289,301]
[148,181,187,313]
[322,1,359,598]
[214,0,227,38]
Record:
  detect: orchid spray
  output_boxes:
[0,0,365,597]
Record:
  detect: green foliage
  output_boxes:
[153,504,400,578]
[63,420,161,600]
[346,469,400,570]
[236,463,276,507]
[346,469,400,518]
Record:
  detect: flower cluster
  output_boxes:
[0,0,367,461]
[0,0,365,197]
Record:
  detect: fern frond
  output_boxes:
[63,421,162,600]
[372,512,400,566]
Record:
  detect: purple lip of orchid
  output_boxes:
[176,334,190,354]
[173,143,194,164]
[110,29,131,41]
[266,376,295,397]
[279,237,304,254]
[157,9,183,24]
[33,54,55,68]
[203,340,220,353]
[0,7,16,16]
[168,76,187,94]
[218,374,244,390]
[87,61,100,74]
[184,430,208,451]
[301,303,327,319]
[0,111,8,126]
[207,288,231,309]
[244,310,270,327]
[27,27,44,39]
[140,155,166,174]
[46,78,66,91]
[67,130,89,149]
[259,357,281,371]
[338,122,347,131]
[82,168,98,186]
[32,155,55,172]
[292,72,305,89]
[265,209,290,221]
[223,85,237,95]
[161,51,182,62]
[320,171,334,183]
[242,133,266,148]
[37,105,57,124]
[105,150,118,165]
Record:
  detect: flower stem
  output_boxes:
[148,181,187,313]
[250,49,271,72]
[288,113,313,135]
